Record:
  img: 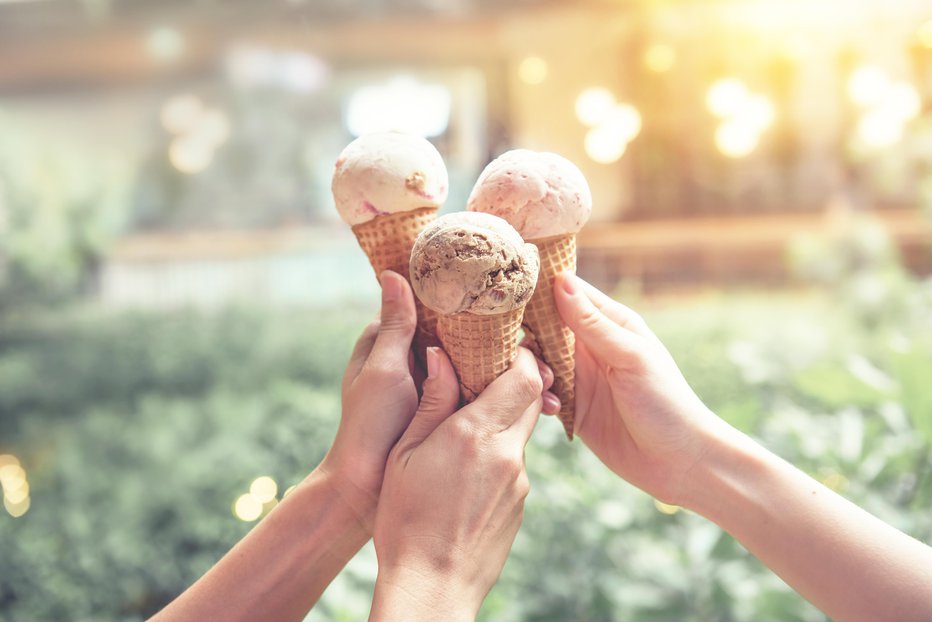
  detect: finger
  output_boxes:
[343,318,381,389]
[576,277,656,340]
[553,272,643,366]
[396,347,460,449]
[458,347,544,432]
[368,270,417,369]
[506,396,542,446]
[541,391,561,415]
[537,358,554,392]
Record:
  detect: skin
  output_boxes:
[370,347,545,621]
[150,271,557,621]
[553,271,932,622]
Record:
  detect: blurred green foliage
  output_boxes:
[1,217,931,621]
[0,112,130,313]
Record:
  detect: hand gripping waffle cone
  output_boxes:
[437,306,526,402]
[332,132,449,361]
[521,234,577,438]
[466,148,592,439]
[351,207,441,356]
[410,212,540,404]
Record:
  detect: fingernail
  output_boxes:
[381,271,401,302]
[426,347,440,379]
[543,392,561,414]
[561,272,578,295]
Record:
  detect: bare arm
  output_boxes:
[149,470,369,622]
[150,272,421,621]
[554,272,932,622]
[686,426,932,622]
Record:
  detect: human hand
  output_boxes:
[553,272,731,506]
[369,347,545,622]
[318,270,421,528]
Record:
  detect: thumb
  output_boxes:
[396,347,460,449]
[553,272,642,366]
[368,270,417,368]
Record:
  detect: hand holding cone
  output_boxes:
[409,212,540,403]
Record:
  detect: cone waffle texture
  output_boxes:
[352,207,440,357]
[437,306,526,403]
[523,234,577,439]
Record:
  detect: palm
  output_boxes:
[339,366,419,503]
[574,339,709,504]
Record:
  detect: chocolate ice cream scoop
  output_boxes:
[410,212,540,316]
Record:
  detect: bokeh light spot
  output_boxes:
[249,476,278,503]
[518,56,548,85]
[169,135,214,174]
[848,65,889,108]
[654,499,680,515]
[715,118,760,158]
[5,481,29,504]
[585,125,628,164]
[4,494,30,518]
[160,95,204,135]
[147,27,184,62]
[706,78,749,119]
[346,75,451,137]
[575,87,616,127]
[918,19,932,48]
[644,44,675,73]
[885,82,921,121]
[0,464,26,491]
[603,103,642,142]
[857,109,904,148]
[233,493,263,522]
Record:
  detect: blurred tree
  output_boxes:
[0,112,130,315]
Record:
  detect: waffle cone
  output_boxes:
[351,207,440,359]
[523,234,577,439]
[437,306,526,403]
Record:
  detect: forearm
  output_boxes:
[151,469,371,622]
[369,567,478,622]
[684,427,932,622]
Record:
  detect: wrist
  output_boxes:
[308,463,378,534]
[677,423,770,523]
[370,565,478,622]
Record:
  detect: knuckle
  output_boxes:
[515,470,531,499]
[577,306,603,332]
[362,319,381,338]
[380,310,416,334]
[493,450,524,479]
[514,368,544,399]
[363,361,410,389]
[448,417,484,458]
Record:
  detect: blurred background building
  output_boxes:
[2,0,931,308]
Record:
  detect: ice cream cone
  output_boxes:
[437,306,526,402]
[351,207,440,358]
[410,212,540,403]
[522,233,577,439]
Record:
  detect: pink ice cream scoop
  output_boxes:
[466,149,592,239]
[331,132,448,225]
